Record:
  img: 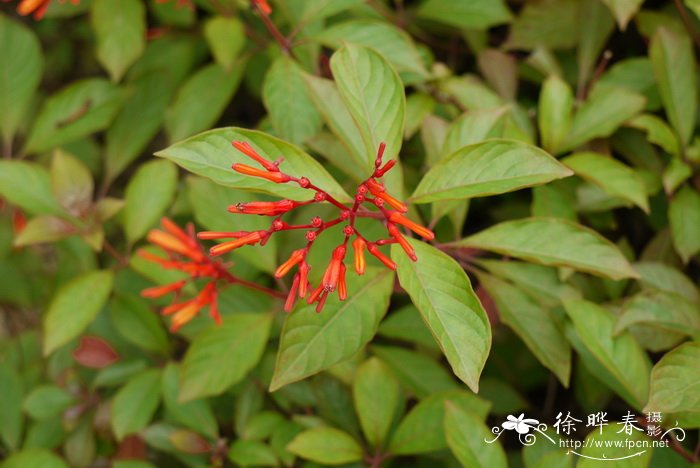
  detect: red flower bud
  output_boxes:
[232,164,290,183]
[367,243,396,270]
[285,274,300,312]
[375,142,387,167]
[352,237,366,275]
[298,261,310,297]
[197,230,250,240]
[375,159,396,177]
[209,231,267,256]
[232,141,278,171]
[141,280,187,298]
[387,223,417,261]
[338,264,347,300]
[387,212,434,240]
[229,200,296,216]
[275,249,306,278]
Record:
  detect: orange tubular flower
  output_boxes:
[352,237,366,275]
[387,212,435,240]
[338,264,347,301]
[284,274,300,312]
[232,164,291,183]
[141,280,187,299]
[232,141,278,172]
[366,179,408,212]
[367,243,397,270]
[298,261,310,297]
[229,200,297,216]
[321,245,346,292]
[209,231,267,256]
[275,249,306,278]
[387,223,417,261]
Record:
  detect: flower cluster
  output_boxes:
[138,218,280,331]
[199,140,434,313]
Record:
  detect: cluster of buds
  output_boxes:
[138,218,280,331]
[198,140,434,313]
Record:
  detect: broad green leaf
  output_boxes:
[3,449,68,468]
[123,159,178,244]
[444,402,507,468]
[111,369,162,440]
[24,385,74,420]
[562,86,646,152]
[378,305,440,350]
[577,0,615,88]
[412,139,572,203]
[262,56,322,145]
[616,291,700,338]
[352,357,400,448]
[649,28,697,146]
[161,363,218,439]
[478,273,570,386]
[538,75,573,155]
[315,20,429,78]
[404,93,434,139]
[634,261,699,303]
[505,0,579,50]
[91,0,145,81]
[562,152,648,212]
[14,216,74,247]
[371,345,458,398]
[0,15,42,142]
[455,218,638,280]
[25,78,123,153]
[180,313,272,401]
[0,362,23,450]
[329,44,405,167]
[242,412,285,441]
[203,16,245,71]
[389,390,490,455]
[602,0,644,30]
[669,185,700,263]
[186,176,277,273]
[626,114,679,155]
[286,427,363,465]
[391,240,490,392]
[416,0,512,30]
[51,150,93,214]
[564,300,651,409]
[579,425,653,467]
[270,268,393,391]
[43,270,114,355]
[108,294,170,354]
[295,0,364,23]
[442,107,509,156]
[439,75,503,111]
[156,127,350,202]
[688,0,700,18]
[645,342,700,414]
[0,161,65,216]
[228,439,279,466]
[165,63,245,143]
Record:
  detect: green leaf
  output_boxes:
[353,357,400,448]
[329,44,405,167]
[203,16,245,72]
[108,294,170,354]
[91,0,145,81]
[0,14,43,142]
[505,0,579,50]
[538,75,574,155]
[123,159,178,244]
[165,63,245,143]
[577,0,615,88]
[562,86,646,152]
[626,114,679,156]
[51,150,93,214]
[0,161,65,216]
[649,27,697,146]
[616,291,700,338]
[562,152,648,212]
[389,390,490,455]
[444,402,507,468]
[669,185,700,263]
[43,270,114,355]
[270,268,393,391]
[294,0,364,23]
[634,261,700,303]
[262,56,322,145]
[228,440,279,466]
[0,362,23,450]
[455,218,638,280]
[315,20,429,78]
[601,0,644,30]
[378,305,440,350]
[416,0,511,30]
[111,369,162,440]
[180,313,273,401]
[161,363,218,439]
[412,139,572,203]
[286,427,363,465]
[579,424,652,467]
[478,273,571,386]
[156,127,350,202]
[24,385,74,420]
[371,345,458,398]
[14,215,74,247]
[25,78,123,154]
[3,449,68,468]
[645,342,700,414]
[564,300,651,409]
[442,107,509,157]
[391,240,490,392]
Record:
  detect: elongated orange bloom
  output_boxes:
[229,200,297,216]
[338,264,347,300]
[298,261,310,297]
[321,245,346,291]
[367,243,396,270]
[232,141,278,171]
[275,249,306,278]
[197,231,250,240]
[209,230,267,256]
[352,237,366,275]
[388,212,434,240]
[147,229,205,262]
[141,280,187,299]
[284,274,300,312]
[366,179,407,212]
[387,223,417,261]
[232,164,291,183]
